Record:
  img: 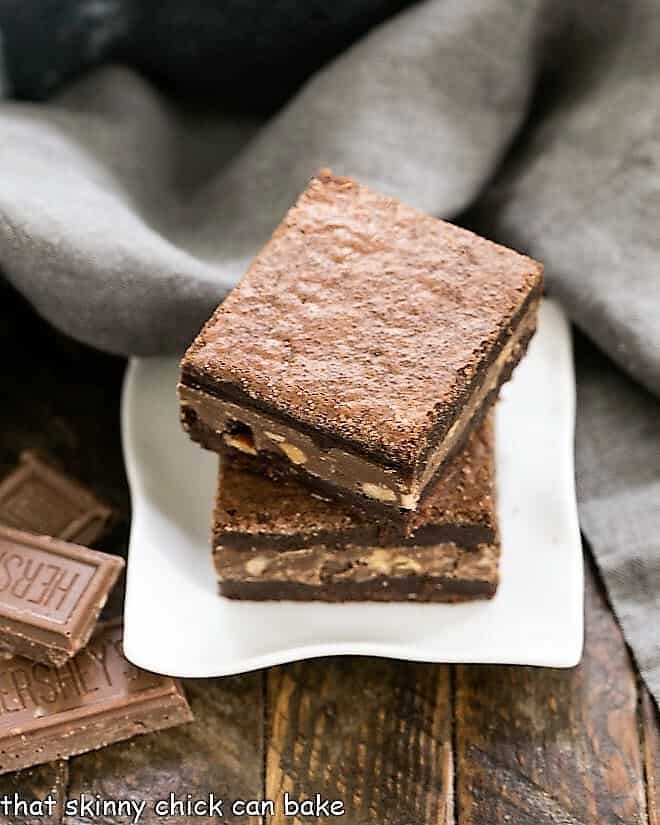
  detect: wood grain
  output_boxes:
[455,558,647,825]
[643,690,659,825]
[266,658,453,825]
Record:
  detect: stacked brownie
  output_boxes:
[179,171,543,602]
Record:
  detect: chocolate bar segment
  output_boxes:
[215,543,500,603]
[180,170,542,514]
[214,414,497,549]
[0,526,123,666]
[0,619,192,774]
[0,452,112,546]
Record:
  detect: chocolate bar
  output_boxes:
[0,619,192,774]
[215,543,499,602]
[180,170,542,516]
[0,452,112,546]
[0,526,123,666]
[214,415,497,550]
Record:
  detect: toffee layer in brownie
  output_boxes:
[214,414,497,549]
[180,170,542,512]
[214,543,499,603]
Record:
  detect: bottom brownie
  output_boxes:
[214,543,499,603]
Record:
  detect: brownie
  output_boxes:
[214,414,497,550]
[214,543,500,603]
[180,169,542,514]
[212,413,500,603]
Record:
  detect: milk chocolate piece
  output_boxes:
[180,170,542,514]
[214,414,497,550]
[215,543,500,602]
[0,526,123,666]
[0,619,192,774]
[0,452,112,546]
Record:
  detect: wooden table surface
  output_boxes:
[0,286,658,825]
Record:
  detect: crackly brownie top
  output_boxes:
[182,170,542,465]
[213,414,496,545]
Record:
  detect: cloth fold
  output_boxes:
[0,0,658,704]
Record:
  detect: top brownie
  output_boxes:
[180,170,542,511]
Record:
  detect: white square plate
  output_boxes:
[122,299,583,676]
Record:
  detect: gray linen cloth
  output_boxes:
[0,0,658,701]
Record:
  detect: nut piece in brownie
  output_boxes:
[180,169,542,514]
[214,414,497,549]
